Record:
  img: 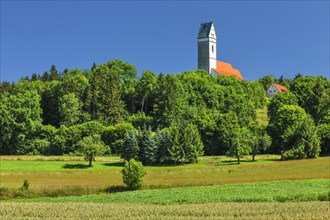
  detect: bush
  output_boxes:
[122,159,146,190]
[20,179,30,190]
[283,145,306,160]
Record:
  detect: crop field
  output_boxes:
[1,155,329,219]
[1,201,329,220]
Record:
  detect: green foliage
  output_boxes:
[59,93,83,126]
[76,134,108,166]
[20,180,30,190]
[317,123,330,154]
[1,60,328,161]
[0,90,43,155]
[226,127,252,164]
[249,123,272,161]
[283,116,321,160]
[61,69,89,100]
[40,81,61,127]
[138,127,157,165]
[267,94,299,153]
[137,70,158,115]
[105,60,138,114]
[152,74,187,128]
[156,128,172,163]
[122,131,139,161]
[258,75,275,91]
[103,123,136,155]
[93,65,128,125]
[290,76,330,124]
[128,112,153,129]
[122,159,146,190]
[169,121,204,163]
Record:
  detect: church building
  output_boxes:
[198,21,243,80]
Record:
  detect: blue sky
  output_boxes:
[1,1,329,82]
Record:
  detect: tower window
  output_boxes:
[212,45,214,53]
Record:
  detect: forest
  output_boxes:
[0,60,329,164]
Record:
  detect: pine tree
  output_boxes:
[156,128,171,163]
[138,127,157,165]
[50,65,60,81]
[122,131,139,161]
[168,125,185,164]
[93,65,127,126]
[183,123,204,163]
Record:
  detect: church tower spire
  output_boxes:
[198,21,217,73]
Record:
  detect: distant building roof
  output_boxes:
[273,83,287,92]
[198,22,213,39]
[212,61,244,80]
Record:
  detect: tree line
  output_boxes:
[0,60,329,164]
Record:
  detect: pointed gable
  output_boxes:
[198,22,213,39]
[212,61,244,80]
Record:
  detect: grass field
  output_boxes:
[13,179,329,204]
[1,155,329,191]
[1,202,329,219]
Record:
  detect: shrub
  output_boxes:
[20,179,30,190]
[122,159,146,190]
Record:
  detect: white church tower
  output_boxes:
[198,21,217,73]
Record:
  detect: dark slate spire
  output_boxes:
[198,22,213,39]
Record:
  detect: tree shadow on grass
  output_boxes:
[62,163,90,169]
[105,185,128,193]
[220,160,256,165]
[102,162,125,167]
[102,161,183,168]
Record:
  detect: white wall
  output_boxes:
[208,23,217,72]
[267,84,279,96]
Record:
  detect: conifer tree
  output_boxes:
[50,64,60,81]
[94,65,127,126]
[156,128,171,163]
[138,127,157,165]
[122,131,139,161]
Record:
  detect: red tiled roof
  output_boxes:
[273,83,287,92]
[212,61,244,80]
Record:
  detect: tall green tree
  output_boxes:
[122,131,139,161]
[61,69,89,101]
[156,128,172,163]
[283,116,321,159]
[249,124,271,161]
[267,92,298,152]
[138,127,157,165]
[106,60,138,114]
[76,134,108,166]
[50,64,60,81]
[137,70,158,114]
[40,81,61,127]
[226,127,251,164]
[152,74,187,128]
[0,91,42,154]
[59,93,83,126]
[93,65,127,125]
[169,121,204,163]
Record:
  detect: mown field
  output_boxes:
[1,155,329,219]
[1,155,329,190]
